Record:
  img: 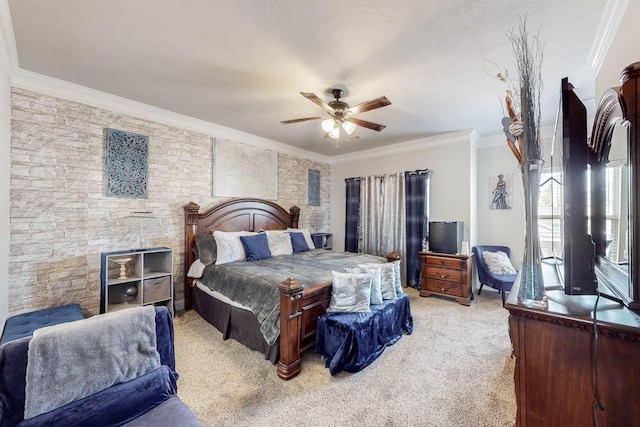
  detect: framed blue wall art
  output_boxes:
[105,128,149,199]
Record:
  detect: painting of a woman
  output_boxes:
[490,174,511,209]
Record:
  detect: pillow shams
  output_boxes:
[265,230,293,256]
[195,233,217,265]
[327,271,372,313]
[214,231,252,265]
[482,250,517,275]
[392,260,404,295]
[360,263,397,300]
[347,266,383,305]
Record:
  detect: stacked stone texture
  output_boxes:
[9,88,330,315]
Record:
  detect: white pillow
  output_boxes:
[287,228,315,249]
[360,263,397,300]
[187,258,207,278]
[392,260,404,295]
[265,230,293,256]
[214,231,253,265]
[345,266,383,305]
[327,271,372,313]
[482,250,517,275]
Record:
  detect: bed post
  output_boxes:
[184,202,200,311]
[289,206,300,228]
[277,277,304,380]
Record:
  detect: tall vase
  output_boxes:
[518,159,548,309]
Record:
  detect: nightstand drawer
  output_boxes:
[425,267,462,283]
[426,279,463,297]
[425,256,464,269]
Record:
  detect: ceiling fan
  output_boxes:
[281,89,391,143]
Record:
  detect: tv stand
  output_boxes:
[506,276,640,426]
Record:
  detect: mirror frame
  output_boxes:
[589,62,640,310]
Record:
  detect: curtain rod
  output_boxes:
[345,169,432,182]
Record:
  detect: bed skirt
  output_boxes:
[192,284,279,364]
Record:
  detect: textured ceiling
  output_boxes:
[8,0,608,156]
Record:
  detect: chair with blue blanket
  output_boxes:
[0,306,201,427]
[472,245,517,306]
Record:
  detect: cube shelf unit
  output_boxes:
[100,247,174,315]
[311,232,333,250]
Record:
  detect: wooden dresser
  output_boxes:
[506,274,640,426]
[419,251,474,306]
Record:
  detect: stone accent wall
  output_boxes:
[9,88,330,315]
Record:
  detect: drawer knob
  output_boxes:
[440,287,447,292]
[439,274,448,279]
[440,260,445,264]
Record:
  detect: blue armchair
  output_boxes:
[472,245,517,306]
[0,306,201,427]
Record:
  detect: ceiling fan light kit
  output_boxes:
[281,88,391,146]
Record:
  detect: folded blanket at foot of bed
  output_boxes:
[314,293,413,375]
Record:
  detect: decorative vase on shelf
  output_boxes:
[518,158,548,309]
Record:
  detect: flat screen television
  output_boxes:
[550,77,597,295]
[428,221,463,254]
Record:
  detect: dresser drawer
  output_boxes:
[425,256,464,269]
[425,266,462,283]
[425,279,463,297]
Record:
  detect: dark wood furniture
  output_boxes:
[506,272,640,427]
[184,198,334,380]
[419,251,474,306]
[588,62,640,309]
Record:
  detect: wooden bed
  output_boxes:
[183,198,334,380]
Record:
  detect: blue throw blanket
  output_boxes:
[24,306,160,419]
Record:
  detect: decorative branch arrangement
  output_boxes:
[496,17,544,164]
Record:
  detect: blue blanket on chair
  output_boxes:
[315,293,413,375]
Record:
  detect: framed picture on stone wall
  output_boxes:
[308,169,321,206]
[105,128,149,199]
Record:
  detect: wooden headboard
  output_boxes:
[183,198,300,310]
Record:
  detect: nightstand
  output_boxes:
[419,251,474,306]
[311,232,332,250]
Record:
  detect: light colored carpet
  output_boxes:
[174,287,516,427]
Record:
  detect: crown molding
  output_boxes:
[329,129,478,165]
[0,0,18,80]
[589,0,629,76]
[10,68,332,164]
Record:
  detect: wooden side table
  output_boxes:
[419,251,474,306]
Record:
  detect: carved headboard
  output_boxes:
[183,198,300,309]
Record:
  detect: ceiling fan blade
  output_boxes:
[280,116,323,124]
[347,96,391,115]
[301,92,335,112]
[348,117,387,132]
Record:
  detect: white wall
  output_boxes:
[476,137,525,267]
[596,0,638,93]
[330,130,476,253]
[0,33,11,330]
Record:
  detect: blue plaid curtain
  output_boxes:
[344,178,361,252]
[405,170,431,289]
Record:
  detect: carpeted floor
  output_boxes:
[174,287,516,426]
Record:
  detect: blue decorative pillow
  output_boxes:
[240,233,272,261]
[327,271,372,313]
[289,232,310,253]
